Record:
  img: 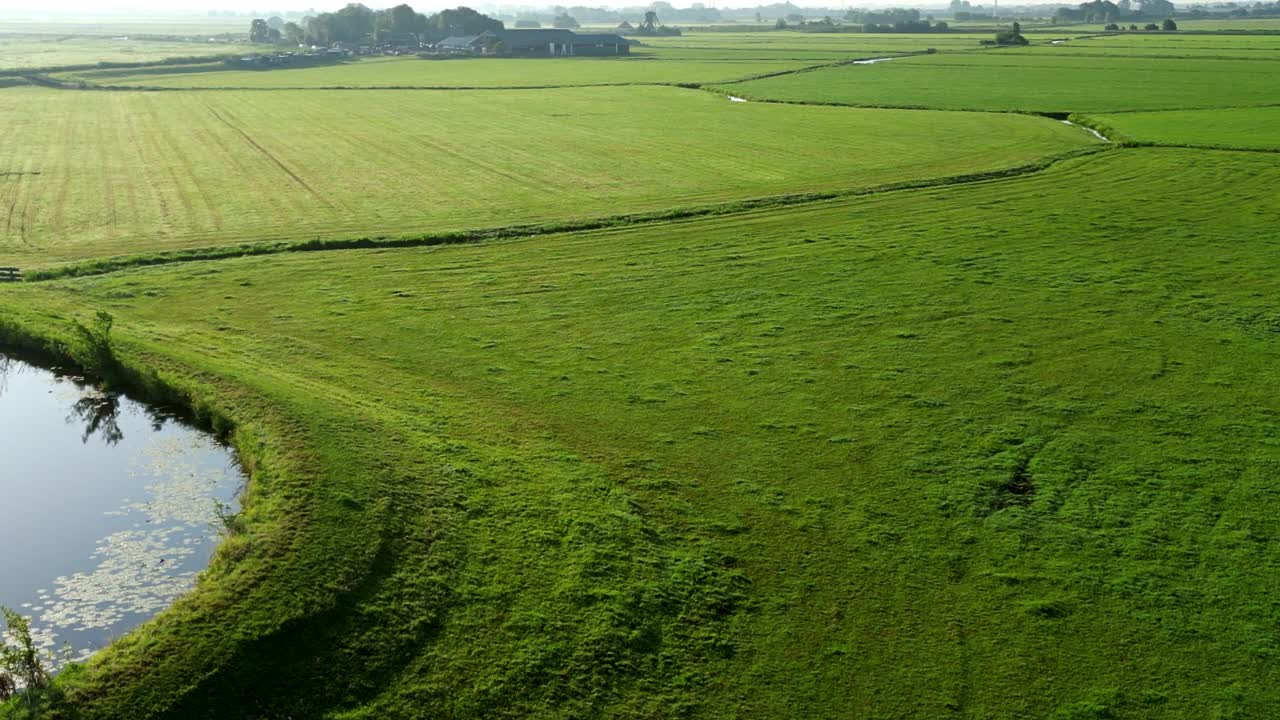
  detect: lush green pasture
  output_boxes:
[64,54,830,88]
[0,85,1095,267]
[1085,106,1280,148]
[0,35,252,71]
[3,147,1280,719]
[721,52,1280,112]
[1030,32,1280,58]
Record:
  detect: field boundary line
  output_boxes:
[22,146,1112,282]
[697,87,1280,117]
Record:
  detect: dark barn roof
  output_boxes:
[567,33,629,44]
[436,35,481,49]
[490,29,575,48]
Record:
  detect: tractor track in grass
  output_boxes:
[205,105,333,209]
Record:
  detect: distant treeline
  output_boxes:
[252,5,503,46]
[1054,0,1175,23]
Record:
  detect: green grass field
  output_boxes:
[1083,106,1280,149]
[0,36,253,71]
[63,54,833,88]
[721,52,1280,112]
[0,85,1095,267]
[4,147,1280,719]
[1030,32,1280,58]
[3,20,1280,720]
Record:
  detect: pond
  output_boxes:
[0,352,242,667]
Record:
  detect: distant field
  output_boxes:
[1172,18,1280,30]
[0,35,252,70]
[639,31,998,50]
[1029,32,1280,58]
[721,52,1280,112]
[1084,106,1280,148]
[62,54,830,88]
[0,14,249,37]
[0,85,1095,267]
[5,147,1280,719]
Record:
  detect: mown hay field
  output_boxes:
[3,147,1280,719]
[0,84,1096,267]
[721,52,1280,112]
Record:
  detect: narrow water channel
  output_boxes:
[0,352,242,666]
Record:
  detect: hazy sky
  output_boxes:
[3,0,849,15]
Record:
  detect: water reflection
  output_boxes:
[0,352,243,666]
[69,392,125,445]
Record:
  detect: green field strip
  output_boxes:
[1076,106,1280,150]
[19,145,1111,282]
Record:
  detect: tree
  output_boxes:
[283,21,306,45]
[552,12,580,27]
[425,7,504,39]
[1,608,51,706]
[993,25,1029,44]
[388,3,427,35]
[775,17,788,28]
[1162,17,1178,29]
[249,18,272,43]
[267,15,286,30]
[1143,21,1159,28]
[336,3,376,42]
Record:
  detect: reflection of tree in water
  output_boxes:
[0,355,9,397]
[66,386,173,446]
[69,392,125,446]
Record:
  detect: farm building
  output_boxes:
[435,29,630,57]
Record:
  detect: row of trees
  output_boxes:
[250,4,504,47]
[1054,0,1176,23]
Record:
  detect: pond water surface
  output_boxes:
[0,352,242,665]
